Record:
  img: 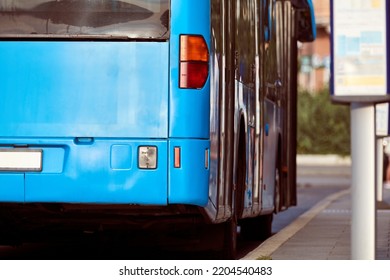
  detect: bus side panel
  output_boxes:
[168,139,210,207]
[262,99,278,211]
[286,1,298,206]
[169,0,211,139]
[23,139,168,204]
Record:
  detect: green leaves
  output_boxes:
[297,88,350,155]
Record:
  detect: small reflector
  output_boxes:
[174,147,181,168]
[205,149,209,169]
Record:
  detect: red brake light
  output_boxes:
[180,62,208,89]
[179,35,209,89]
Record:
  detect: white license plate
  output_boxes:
[0,149,42,172]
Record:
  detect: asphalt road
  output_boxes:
[0,165,351,260]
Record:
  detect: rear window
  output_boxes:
[0,0,170,39]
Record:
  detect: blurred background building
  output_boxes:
[299,0,330,92]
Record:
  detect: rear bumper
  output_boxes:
[0,138,210,207]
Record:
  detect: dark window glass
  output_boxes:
[0,0,170,39]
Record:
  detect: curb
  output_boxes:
[240,189,350,260]
[297,155,351,166]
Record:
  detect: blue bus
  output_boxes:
[0,0,315,258]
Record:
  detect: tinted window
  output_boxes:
[0,0,169,39]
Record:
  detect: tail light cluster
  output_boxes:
[179,35,209,89]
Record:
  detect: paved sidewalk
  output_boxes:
[242,188,390,260]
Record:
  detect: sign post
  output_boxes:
[350,104,376,259]
[331,0,390,259]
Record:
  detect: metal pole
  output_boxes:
[377,138,383,202]
[351,103,376,260]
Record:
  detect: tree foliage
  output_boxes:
[297,88,350,155]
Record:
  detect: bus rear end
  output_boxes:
[0,0,210,213]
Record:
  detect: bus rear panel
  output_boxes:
[0,0,211,207]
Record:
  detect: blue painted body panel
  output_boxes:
[0,42,169,138]
[0,41,172,205]
[166,0,211,206]
[169,139,210,206]
[169,0,211,139]
[0,174,24,202]
[0,139,168,204]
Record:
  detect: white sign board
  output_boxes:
[332,0,389,102]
